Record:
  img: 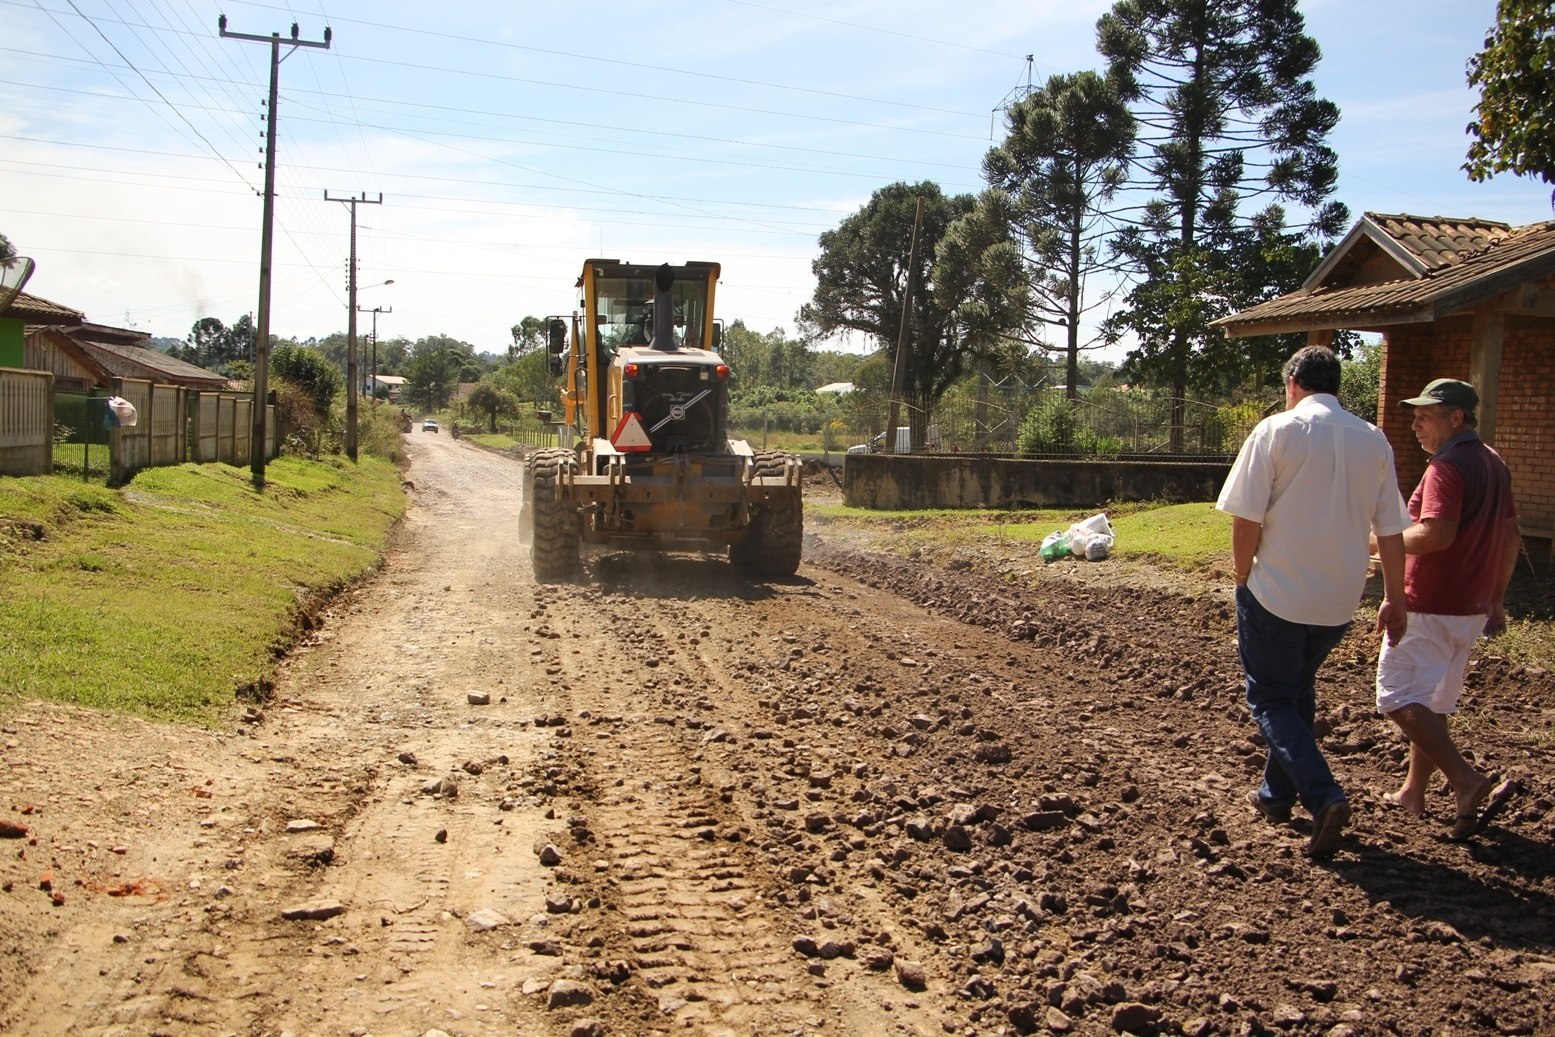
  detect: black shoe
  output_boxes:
[1247,789,1291,825]
[1308,800,1351,859]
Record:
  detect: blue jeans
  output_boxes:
[1236,585,1350,816]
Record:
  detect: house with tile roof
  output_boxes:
[0,290,83,368]
[1214,212,1555,542]
[24,321,227,392]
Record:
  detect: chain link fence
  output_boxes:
[735,375,1275,459]
[52,388,112,479]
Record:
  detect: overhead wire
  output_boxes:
[7,0,1026,338]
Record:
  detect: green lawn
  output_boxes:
[0,457,405,725]
[808,499,1233,570]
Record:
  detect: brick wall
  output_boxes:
[1498,316,1555,527]
[1379,314,1555,530]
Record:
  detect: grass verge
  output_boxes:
[808,500,1234,571]
[0,456,405,726]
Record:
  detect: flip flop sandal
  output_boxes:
[1449,778,1518,841]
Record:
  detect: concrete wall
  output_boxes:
[843,454,1233,510]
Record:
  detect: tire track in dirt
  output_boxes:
[531,570,941,1036]
[7,439,1551,1035]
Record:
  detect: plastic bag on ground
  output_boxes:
[1065,521,1115,561]
[1075,512,1112,537]
[1040,530,1070,562]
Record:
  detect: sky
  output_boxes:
[2,0,1548,362]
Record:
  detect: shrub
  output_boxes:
[1016,393,1079,453]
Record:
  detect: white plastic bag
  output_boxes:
[1075,512,1112,537]
[105,396,138,428]
[1065,519,1115,561]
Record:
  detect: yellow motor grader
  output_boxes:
[520,259,803,580]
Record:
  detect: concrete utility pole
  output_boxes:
[220,16,331,488]
[357,302,392,401]
[325,191,383,461]
[885,196,926,455]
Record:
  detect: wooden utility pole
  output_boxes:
[358,303,393,402]
[325,191,384,461]
[219,17,331,488]
[885,197,926,455]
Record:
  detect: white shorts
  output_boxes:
[1375,612,1487,714]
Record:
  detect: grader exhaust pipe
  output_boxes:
[650,263,676,351]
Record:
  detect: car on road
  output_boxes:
[422,419,440,433]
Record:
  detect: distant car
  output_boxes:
[846,426,940,455]
[423,419,440,433]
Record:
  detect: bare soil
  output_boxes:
[2,434,1552,1037]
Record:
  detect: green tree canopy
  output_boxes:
[402,336,480,411]
[934,190,1030,372]
[510,316,548,358]
[1465,0,1555,193]
[1097,0,1347,446]
[980,70,1135,398]
[722,321,815,392]
[799,181,977,427]
[485,350,558,411]
[269,344,343,423]
[465,382,521,432]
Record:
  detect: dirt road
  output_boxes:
[3,433,1553,1036]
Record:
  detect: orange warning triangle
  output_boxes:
[611,411,653,452]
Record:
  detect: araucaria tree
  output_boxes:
[1098,0,1348,448]
[799,182,976,440]
[1465,0,1555,200]
[980,70,1135,399]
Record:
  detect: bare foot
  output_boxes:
[1382,788,1426,818]
[1450,777,1518,841]
[1448,775,1494,840]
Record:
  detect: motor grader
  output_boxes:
[520,259,803,580]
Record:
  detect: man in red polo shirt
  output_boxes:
[1376,378,1521,839]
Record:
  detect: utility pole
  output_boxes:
[357,303,392,402]
[220,17,331,488]
[885,196,925,455]
[325,191,383,461]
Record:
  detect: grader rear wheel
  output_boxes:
[730,450,803,578]
[527,449,579,580]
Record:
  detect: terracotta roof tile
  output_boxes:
[1366,213,1514,272]
[1218,216,1555,335]
[5,291,84,324]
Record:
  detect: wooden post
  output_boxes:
[886,197,926,455]
[1469,306,1504,444]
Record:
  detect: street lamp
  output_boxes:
[356,279,393,402]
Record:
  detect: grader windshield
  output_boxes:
[584,260,717,353]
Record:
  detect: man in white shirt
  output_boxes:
[1217,346,1410,859]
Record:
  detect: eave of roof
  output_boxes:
[1218,217,1555,338]
[4,291,85,325]
[79,338,227,384]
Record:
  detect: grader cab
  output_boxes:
[520,259,803,580]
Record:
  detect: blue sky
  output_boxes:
[2,0,1545,360]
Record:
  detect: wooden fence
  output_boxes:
[0,368,276,482]
[0,368,54,476]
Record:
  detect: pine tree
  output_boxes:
[1097,0,1347,448]
[981,70,1135,399]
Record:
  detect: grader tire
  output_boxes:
[518,464,535,549]
[731,451,803,578]
[528,449,579,580]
